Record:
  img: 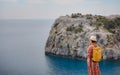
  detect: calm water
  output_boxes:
[0,20,120,75]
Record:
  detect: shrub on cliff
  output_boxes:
[66,25,83,33]
[66,26,75,31]
[103,18,120,33]
[93,16,120,33]
[71,13,82,18]
[74,27,83,33]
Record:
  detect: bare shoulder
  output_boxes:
[88,45,93,49]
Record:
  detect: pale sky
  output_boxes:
[0,0,120,19]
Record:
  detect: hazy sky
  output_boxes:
[0,0,120,19]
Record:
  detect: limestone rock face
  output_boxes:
[45,13,120,60]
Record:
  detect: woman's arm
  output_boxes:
[87,45,93,63]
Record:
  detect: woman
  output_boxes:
[87,36,101,75]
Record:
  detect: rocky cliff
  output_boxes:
[45,13,120,60]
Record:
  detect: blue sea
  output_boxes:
[0,20,120,75]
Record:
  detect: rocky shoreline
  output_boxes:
[45,13,120,60]
[45,52,86,61]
